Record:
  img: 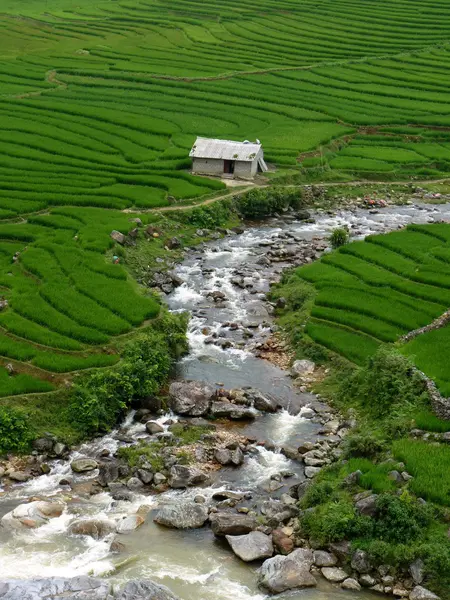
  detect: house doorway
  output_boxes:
[223,159,235,174]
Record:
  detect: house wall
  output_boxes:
[192,158,224,175]
[234,160,255,179]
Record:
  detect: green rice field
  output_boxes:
[2,0,450,396]
[284,223,450,395]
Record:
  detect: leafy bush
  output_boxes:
[329,227,349,248]
[344,433,387,459]
[0,406,34,454]
[373,492,434,544]
[66,311,188,437]
[339,346,428,418]
[234,188,301,219]
[118,440,165,472]
[301,498,371,545]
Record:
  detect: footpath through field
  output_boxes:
[141,178,450,215]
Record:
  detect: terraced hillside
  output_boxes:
[280,223,450,395]
[2,0,450,397]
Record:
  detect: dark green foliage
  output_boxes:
[329,227,349,249]
[373,493,434,544]
[172,200,234,229]
[66,311,187,437]
[343,433,388,459]
[338,346,428,418]
[0,406,34,454]
[234,188,301,219]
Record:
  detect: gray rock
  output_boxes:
[116,515,144,534]
[258,548,317,593]
[300,407,315,419]
[0,577,111,599]
[388,470,403,484]
[154,502,208,529]
[291,360,315,378]
[214,448,232,465]
[146,421,164,435]
[409,559,424,585]
[304,466,321,478]
[328,540,351,562]
[33,437,54,453]
[110,230,126,245]
[210,401,255,420]
[409,587,440,600]
[231,447,244,466]
[153,473,167,485]
[355,494,378,517]
[351,549,372,574]
[71,458,98,473]
[53,442,68,457]
[8,471,29,482]
[210,512,258,536]
[168,380,214,416]
[252,392,278,413]
[321,567,348,582]
[68,519,115,540]
[118,579,180,600]
[313,551,337,567]
[341,578,362,591]
[169,465,208,489]
[359,574,377,587]
[127,477,144,491]
[97,462,119,487]
[136,469,153,485]
[226,531,273,562]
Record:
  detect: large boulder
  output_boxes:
[0,577,111,599]
[258,548,317,593]
[351,549,372,574]
[97,462,119,487]
[0,578,181,600]
[291,360,315,378]
[168,465,208,489]
[1,501,64,530]
[154,502,209,529]
[168,381,214,416]
[313,550,337,567]
[209,512,258,536]
[210,401,255,420]
[71,458,98,473]
[68,519,115,540]
[118,580,180,600]
[409,587,440,600]
[226,531,273,562]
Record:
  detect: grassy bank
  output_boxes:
[271,226,450,597]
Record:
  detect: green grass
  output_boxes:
[414,410,450,433]
[393,439,450,506]
[0,367,54,397]
[276,224,450,396]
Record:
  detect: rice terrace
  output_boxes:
[1,0,450,598]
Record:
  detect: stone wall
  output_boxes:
[400,309,450,343]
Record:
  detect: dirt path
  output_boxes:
[125,177,449,215]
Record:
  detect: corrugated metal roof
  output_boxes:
[190,137,262,162]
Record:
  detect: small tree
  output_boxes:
[330,227,349,249]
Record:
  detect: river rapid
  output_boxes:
[1,201,449,599]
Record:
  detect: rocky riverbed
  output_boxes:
[1,200,449,600]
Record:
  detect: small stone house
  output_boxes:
[190,137,268,179]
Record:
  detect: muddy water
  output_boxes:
[0,202,449,599]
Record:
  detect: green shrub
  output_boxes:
[373,492,434,544]
[339,346,428,418]
[234,188,301,219]
[330,227,349,249]
[344,433,388,459]
[118,441,165,472]
[0,406,34,454]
